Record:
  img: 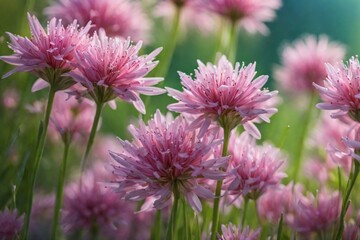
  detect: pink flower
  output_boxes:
[62,171,142,239]
[29,193,55,239]
[155,0,218,34]
[167,55,277,139]
[343,222,360,240]
[227,132,287,200]
[275,35,345,94]
[0,14,91,91]
[2,89,19,109]
[303,158,330,185]
[208,0,282,35]
[289,190,341,235]
[310,113,353,173]
[44,0,150,42]
[218,223,260,240]
[49,91,96,143]
[0,209,24,240]
[315,56,360,121]
[110,110,228,212]
[257,184,294,223]
[341,126,360,162]
[67,30,165,113]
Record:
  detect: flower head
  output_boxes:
[2,89,19,109]
[68,30,164,113]
[110,110,228,212]
[257,183,294,223]
[0,14,91,91]
[62,171,141,239]
[310,113,353,173]
[289,190,341,235]
[49,91,96,143]
[218,223,260,240]
[275,35,345,94]
[227,132,286,200]
[0,209,24,240]
[209,0,282,35]
[167,55,277,139]
[315,56,360,121]
[156,0,217,34]
[44,0,150,42]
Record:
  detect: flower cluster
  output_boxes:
[68,30,165,111]
[209,0,282,35]
[0,14,91,90]
[167,56,278,139]
[110,110,228,212]
[49,91,96,143]
[275,35,345,94]
[45,0,150,41]
[227,132,287,200]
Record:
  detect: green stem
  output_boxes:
[154,5,182,80]
[151,210,162,240]
[277,213,284,240]
[51,140,71,240]
[293,92,317,181]
[80,102,103,175]
[213,19,226,62]
[22,86,56,239]
[182,199,189,240]
[210,126,231,240]
[227,21,238,62]
[241,198,249,227]
[166,188,180,240]
[335,160,360,240]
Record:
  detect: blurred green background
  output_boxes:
[0,0,360,209]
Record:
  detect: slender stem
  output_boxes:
[80,102,103,175]
[277,213,284,240]
[51,140,71,240]
[210,126,231,240]
[182,199,189,240]
[151,210,162,240]
[241,198,249,227]
[227,21,238,62]
[335,160,360,240]
[154,5,182,80]
[166,188,180,240]
[213,19,226,62]
[22,87,56,239]
[293,92,317,181]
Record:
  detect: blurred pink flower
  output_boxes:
[227,132,286,200]
[155,0,218,34]
[2,89,19,109]
[310,113,353,173]
[218,223,260,240]
[29,193,55,240]
[67,30,165,113]
[343,222,360,240]
[342,126,360,162]
[44,0,150,42]
[257,183,294,223]
[315,56,360,121]
[167,55,277,139]
[0,209,24,240]
[49,91,96,143]
[0,14,91,91]
[275,35,345,94]
[289,190,341,235]
[303,158,330,185]
[110,110,228,212]
[208,0,282,35]
[62,170,146,239]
